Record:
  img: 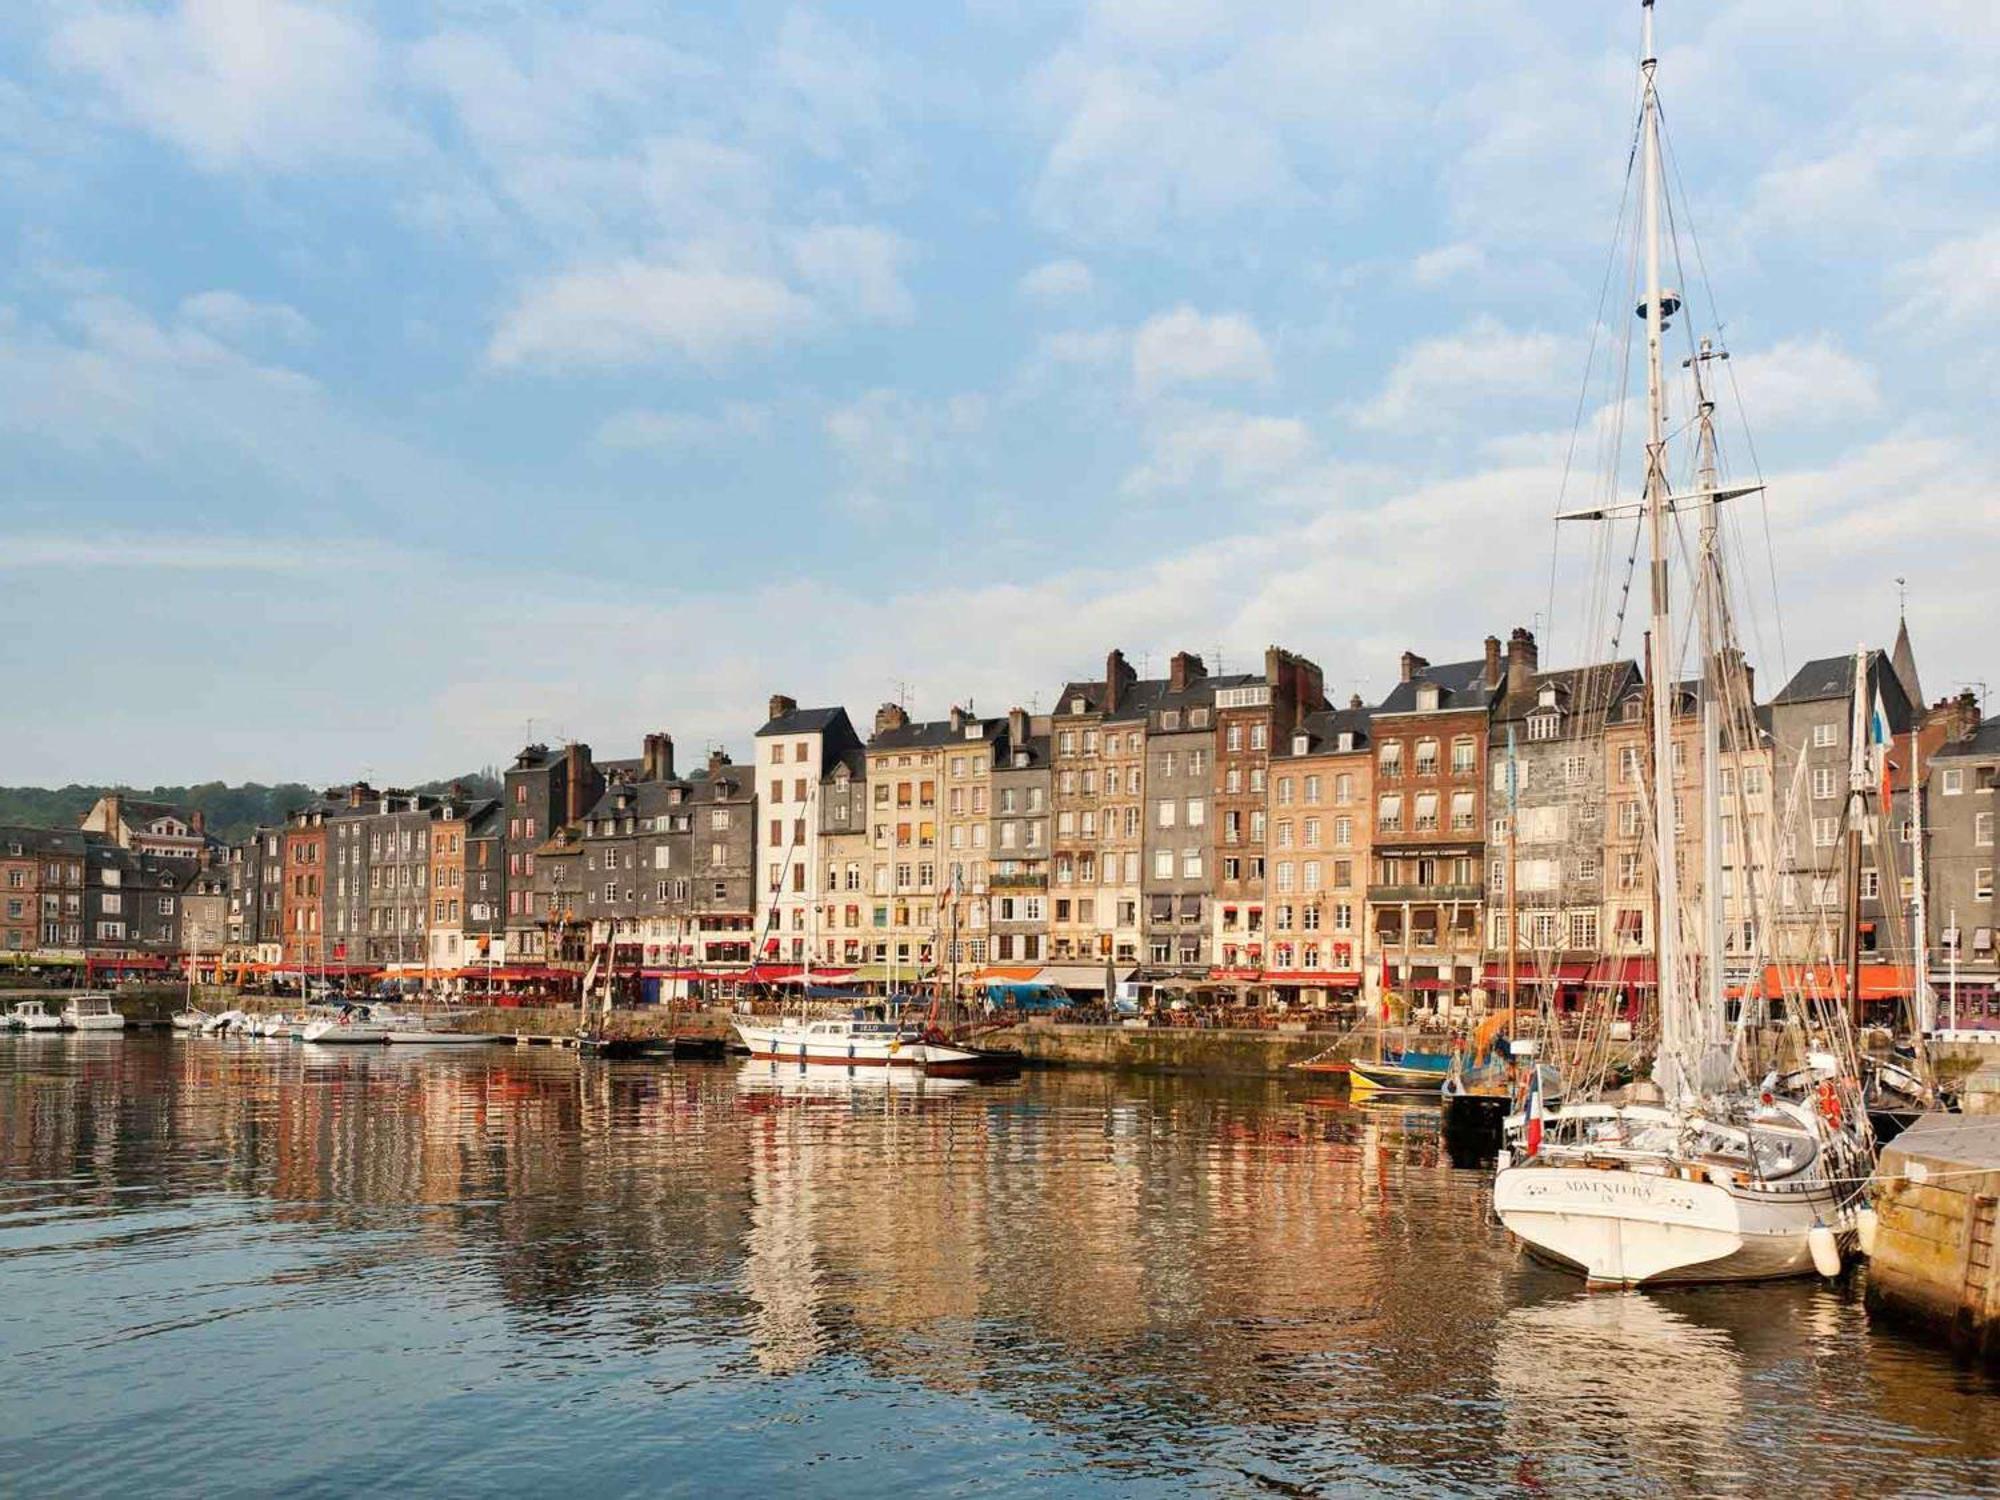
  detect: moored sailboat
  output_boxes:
[1490,0,1874,1286]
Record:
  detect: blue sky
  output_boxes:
[2,1,1994,785]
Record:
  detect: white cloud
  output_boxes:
[1123,406,1315,497]
[594,403,773,452]
[823,389,987,517]
[488,262,814,370]
[788,224,914,323]
[1038,327,1126,365]
[1886,224,2000,332]
[1726,339,1881,429]
[1018,258,1095,303]
[1409,242,1485,285]
[1131,306,1273,396]
[51,0,409,171]
[0,532,404,574]
[178,290,314,346]
[1349,317,1570,432]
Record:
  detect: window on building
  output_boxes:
[1813,721,1837,748]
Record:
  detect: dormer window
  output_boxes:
[1337,732,1355,752]
[1527,711,1561,743]
[1013,751,1029,769]
[1070,698,1086,715]
[1538,683,1559,708]
[1162,710,1181,731]
[1416,684,1441,712]
[1293,733,1310,755]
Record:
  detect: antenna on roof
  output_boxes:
[1214,643,1225,677]
[524,717,537,746]
[1896,575,1907,619]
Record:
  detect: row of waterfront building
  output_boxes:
[5,621,1996,1014]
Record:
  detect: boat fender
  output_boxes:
[1814,1080,1843,1130]
[1495,1148,1512,1172]
[1855,1206,1879,1259]
[1807,1220,1842,1279]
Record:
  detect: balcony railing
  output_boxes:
[1367,883,1483,904]
[989,871,1049,889]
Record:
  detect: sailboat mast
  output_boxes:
[1910,725,1931,1033]
[1692,347,1727,1070]
[1639,0,1687,1103]
[1844,645,1868,1024]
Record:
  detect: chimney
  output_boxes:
[348,783,365,809]
[949,705,967,733]
[1400,651,1430,683]
[874,702,909,736]
[1105,648,1135,712]
[1169,651,1206,692]
[767,693,796,725]
[1008,706,1029,750]
[1484,636,1503,689]
[566,744,593,824]
[643,732,675,781]
[1507,627,1539,698]
[1927,689,1981,745]
[1350,693,1363,710]
[708,747,730,776]
[191,810,205,835]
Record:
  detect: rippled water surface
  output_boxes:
[0,1035,1994,1497]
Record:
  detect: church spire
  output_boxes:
[1890,582,1923,708]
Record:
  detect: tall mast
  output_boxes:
[1909,725,1932,1033]
[1692,342,1728,1080]
[1844,644,1868,1024]
[1639,0,1687,1104]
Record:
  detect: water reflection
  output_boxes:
[0,1036,1994,1497]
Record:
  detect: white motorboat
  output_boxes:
[201,1009,250,1036]
[251,1012,299,1040]
[7,998,64,1032]
[171,1007,210,1032]
[61,994,127,1032]
[734,1007,1020,1077]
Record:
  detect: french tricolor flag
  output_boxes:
[1522,1065,1545,1157]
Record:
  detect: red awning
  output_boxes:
[1733,963,1913,1001]
[1483,960,1596,984]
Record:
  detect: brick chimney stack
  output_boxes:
[1400,651,1430,683]
[708,747,730,776]
[1169,651,1205,692]
[1105,648,1135,712]
[1927,689,1982,745]
[949,705,967,733]
[566,744,593,824]
[1506,628,1539,698]
[191,810,205,835]
[1008,706,1028,750]
[642,732,675,781]
[1484,635,1503,690]
[1350,693,1363,710]
[874,702,909,736]
[767,694,796,724]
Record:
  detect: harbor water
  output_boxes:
[1,1036,1994,1497]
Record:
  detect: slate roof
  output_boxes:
[1272,704,1373,759]
[1933,717,2000,761]
[757,706,849,737]
[867,715,1005,752]
[1373,658,1500,715]
[1491,660,1641,724]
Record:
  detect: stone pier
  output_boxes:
[1866,1115,2000,1366]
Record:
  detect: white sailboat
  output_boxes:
[1491,0,1873,1287]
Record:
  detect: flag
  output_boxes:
[1868,683,1894,811]
[1522,1065,1545,1157]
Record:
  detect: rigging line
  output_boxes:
[1657,96,1789,681]
[1548,95,1648,665]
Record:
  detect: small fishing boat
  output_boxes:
[7,998,64,1032]
[61,994,126,1032]
[1347,1050,1456,1095]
